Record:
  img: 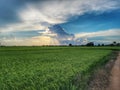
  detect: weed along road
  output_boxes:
[107,52,120,90]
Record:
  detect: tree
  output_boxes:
[117,43,120,46]
[69,43,72,46]
[113,41,117,46]
[98,44,101,46]
[102,44,104,46]
[86,42,94,46]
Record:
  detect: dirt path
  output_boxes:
[106,52,120,90]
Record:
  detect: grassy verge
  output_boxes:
[87,51,118,90]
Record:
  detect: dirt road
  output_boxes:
[106,52,120,90]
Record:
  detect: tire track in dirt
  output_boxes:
[106,52,120,90]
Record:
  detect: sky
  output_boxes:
[0,0,120,46]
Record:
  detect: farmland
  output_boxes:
[0,46,119,90]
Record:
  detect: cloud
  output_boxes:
[75,29,120,38]
[1,35,60,46]
[0,0,120,32]
[0,25,74,46]
[31,25,75,45]
[75,29,120,44]
[0,0,44,26]
[18,0,120,29]
[1,28,120,46]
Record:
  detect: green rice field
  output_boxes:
[0,46,119,90]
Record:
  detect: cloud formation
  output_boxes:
[18,0,120,30]
[0,0,120,45]
[1,27,120,46]
[75,29,120,38]
[0,25,74,46]
[27,25,74,45]
[0,0,120,32]
[75,29,120,44]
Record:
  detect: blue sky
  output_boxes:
[0,0,120,46]
[60,10,120,33]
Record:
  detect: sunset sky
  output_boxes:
[0,0,120,46]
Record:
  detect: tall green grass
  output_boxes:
[0,47,112,90]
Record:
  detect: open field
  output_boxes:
[0,46,119,90]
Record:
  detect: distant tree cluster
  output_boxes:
[109,41,120,46]
[68,41,120,47]
[97,41,120,46]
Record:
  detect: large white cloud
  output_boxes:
[75,29,120,38]
[0,0,119,32]
[19,0,119,29]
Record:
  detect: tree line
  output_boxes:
[69,41,120,47]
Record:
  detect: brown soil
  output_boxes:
[106,52,120,90]
[88,52,119,90]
